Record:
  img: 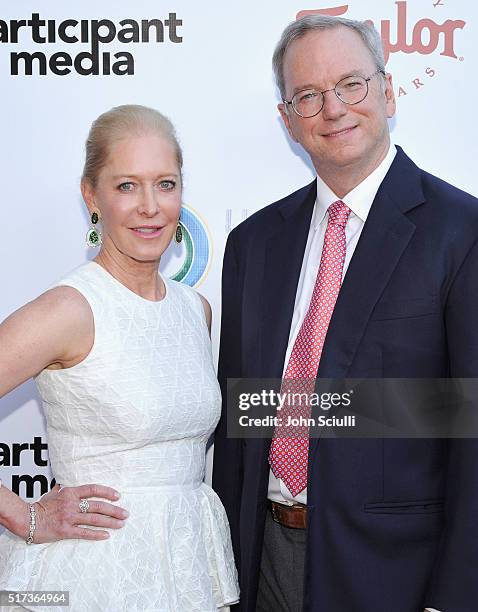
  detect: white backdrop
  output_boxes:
[0,0,476,511]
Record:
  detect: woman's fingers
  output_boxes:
[70,527,111,541]
[82,500,129,520]
[74,512,126,529]
[63,484,121,502]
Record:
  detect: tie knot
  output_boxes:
[328,200,351,227]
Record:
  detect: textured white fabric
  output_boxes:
[0,262,239,612]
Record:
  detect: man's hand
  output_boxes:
[12,484,129,543]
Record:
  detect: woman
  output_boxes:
[0,105,239,611]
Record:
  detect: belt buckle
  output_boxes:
[269,500,307,529]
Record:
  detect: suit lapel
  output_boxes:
[260,181,317,378]
[310,147,426,459]
[247,181,317,496]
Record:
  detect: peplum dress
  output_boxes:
[0,261,239,612]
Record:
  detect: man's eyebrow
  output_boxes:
[290,83,318,96]
[290,70,367,96]
[336,69,366,79]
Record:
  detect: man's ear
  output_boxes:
[383,72,396,119]
[278,102,299,143]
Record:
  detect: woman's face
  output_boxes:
[85,132,182,264]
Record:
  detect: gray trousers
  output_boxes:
[256,508,306,612]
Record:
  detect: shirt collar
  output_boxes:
[312,143,397,229]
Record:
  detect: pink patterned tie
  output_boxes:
[268,200,351,497]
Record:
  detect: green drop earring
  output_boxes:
[86,210,102,248]
[175,221,183,244]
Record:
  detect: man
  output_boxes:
[213,14,478,612]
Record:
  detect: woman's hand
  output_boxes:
[10,484,129,543]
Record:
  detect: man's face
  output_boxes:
[279,26,396,179]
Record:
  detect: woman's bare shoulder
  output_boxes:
[0,285,94,387]
[36,285,93,318]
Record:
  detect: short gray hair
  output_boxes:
[82,104,183,187]
[272,15,385,98]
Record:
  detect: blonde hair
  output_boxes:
[82,104,183,187]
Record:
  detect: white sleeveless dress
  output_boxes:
[0,262,239,612]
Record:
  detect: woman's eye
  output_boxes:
[118,182,134,192]
[159,180,176,190]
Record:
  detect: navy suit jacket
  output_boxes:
[213,147,478,612]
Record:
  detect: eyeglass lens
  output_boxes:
[292,75,369,118]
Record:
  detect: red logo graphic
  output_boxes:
[297,1,465,64]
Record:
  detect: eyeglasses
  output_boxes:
[283,70,386,118]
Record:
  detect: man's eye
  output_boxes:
[299,91,319,103]
[343,80,363,89]
[159,180,176,190]
[118,182,134,192]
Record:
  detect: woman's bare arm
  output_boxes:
[0,286,94,397]
[0,286,128,541]
[198,293,212,336]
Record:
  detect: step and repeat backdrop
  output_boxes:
[0,0,476,515]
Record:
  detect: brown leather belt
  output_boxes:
[268,500,307,529]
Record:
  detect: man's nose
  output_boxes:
[321,89,347,120]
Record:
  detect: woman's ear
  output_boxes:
[81,179,96,215]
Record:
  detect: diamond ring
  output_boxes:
[79,499,90,513]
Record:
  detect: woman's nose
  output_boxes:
[138,187,159,216]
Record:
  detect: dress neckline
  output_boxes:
[89,260,169,305]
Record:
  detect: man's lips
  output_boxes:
[322,125,358,138]
[129,226,164,238]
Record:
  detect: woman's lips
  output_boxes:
[129,227,163,239]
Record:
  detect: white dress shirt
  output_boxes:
[267,143,397,505]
